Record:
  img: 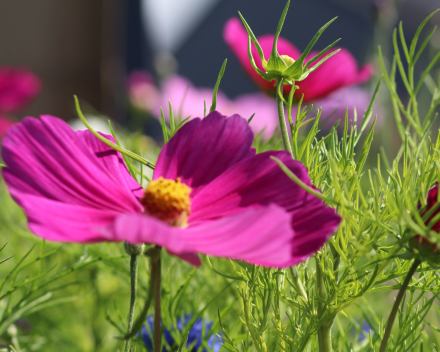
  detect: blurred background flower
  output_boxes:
[126,71,279,138]
[141,314,222,352]
[0,67,41,114]
[310,86,381,129]
[0,114,15,138]
[0,66,41,137]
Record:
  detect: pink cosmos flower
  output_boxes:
[2,112,340,267]
[311,87,381,128]
[0,114,15,138]
[160,75,279,138]
[127,70,161,113]
[223,18,373,103]
[0,67,42,114]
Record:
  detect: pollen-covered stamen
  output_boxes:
[141,177,191,227]
[280,55,295,67]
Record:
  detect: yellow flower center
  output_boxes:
[280,55,295,67]
[141,177,191,227]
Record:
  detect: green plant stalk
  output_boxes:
[124,255,140,352]
[289,267,308,304]
[275,274,285,350]
[316,256,333,352]
[153,249,162,352]
[123,248,161,340]
[379,259,421,352]
[276,80,293,156]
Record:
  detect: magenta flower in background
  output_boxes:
[2,112,340,267]
[0,114,16,138]
[311,87,381,128]
[223,18,373,103]
[127,70,161,113]
[160,75,279,138]
[0,67,42,114]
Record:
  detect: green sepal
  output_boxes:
[238,12,267,68]
[305,38,341,69]
[283,16,338,78]
[247,36,272,82]
[306,49,341,74]
[266,0,290,74]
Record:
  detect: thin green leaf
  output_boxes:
[210,59,227,113]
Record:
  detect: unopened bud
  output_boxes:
[124,242,145,256]
[280,55,295,67]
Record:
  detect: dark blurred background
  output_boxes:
[0,0,438,121]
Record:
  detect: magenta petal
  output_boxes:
[286,202,340,265]
[2,115,142,242]
[190,151,314,220]
[9,189,120,243]
[112,205,297,268]
[190,150,341,263]
[295,49,374,102]
[154,111,255,196]
[111,213,201,265]
[179,205,295,268]
[76,130,144,198]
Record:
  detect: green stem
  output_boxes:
[276,81,293,156]
[153,249,162,352]
[316,256,333,352]
[318,324,332,352]
[379,259,421,352]
[124,255,140,352]
[122,247,161,341]
[289,267,308,304]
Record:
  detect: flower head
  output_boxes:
[141,314,222,352]
[1,111,340,267]
[0,67,42,114]
[224,18,373,102]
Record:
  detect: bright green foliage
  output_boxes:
[210,9,440,352]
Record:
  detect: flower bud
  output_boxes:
[238,0,340,87]
[280,55,295,67]
[124,242,145,256]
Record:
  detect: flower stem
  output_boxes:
[153,248,162,352]
[124,254,140,352]
[379,259,421,352]
[276,81,293,156]
[289,267,308,304]
[315,256,333,352]
[122,247,161,341]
